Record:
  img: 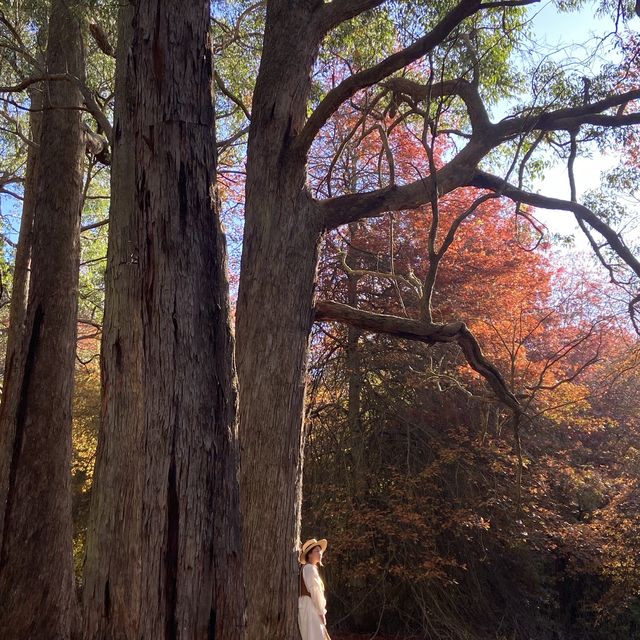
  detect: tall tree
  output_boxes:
[4,86,43,378]
[0,0,85,637]
[235,1,640,637]
[82,1,245,638]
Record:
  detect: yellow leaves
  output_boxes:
[72,351,100,577]
[72,359,100,492]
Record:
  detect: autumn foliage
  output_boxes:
[300,102,640,639]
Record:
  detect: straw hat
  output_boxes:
[299,538,327,565]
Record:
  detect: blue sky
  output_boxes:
[521,1,639,243]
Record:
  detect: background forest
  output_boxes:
[0,0,640,639]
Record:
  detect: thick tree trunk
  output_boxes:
[236,2,324,638]
[82,2,245,639]
[0,1,85,638]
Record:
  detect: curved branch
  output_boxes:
[469,170,640,280]
[338,250,422,295]
[296,0,484,154]
[214,70,251,121]
[320,82,640,230]
[0,74,68,93]
[321,181,433,230]
[315,300,520,410]
[384,76,490,131]
[496,88,640,139]
[319,133,489,229]
[317,0,387,32]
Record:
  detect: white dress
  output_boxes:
[298,563,328,640]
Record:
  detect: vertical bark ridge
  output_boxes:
[83,2,245,638]
[165,446,179,640]
[237,3,326,637]
[0,304,43,568]
[0,0,85,636]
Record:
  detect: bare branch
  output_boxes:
[89,23,115,58]
[320,181,432,230]
[319,131,490,229]
[214,70,251,121]
[314,299,520,410]
[0,72,113,144]
[468,170,640,281]
[338,250,422,296]
[630,293,640,335]
[217,124,250,151]
[0,11,39,68]
[479,0,539,7]
[0,74,68,93]
[384,76,490,131]
[496,88,640,139]
[77,82,113,144]
[79,317,103,331]
[320,82,640,230]
[81,218,109,233]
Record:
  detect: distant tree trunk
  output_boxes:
[82,1,245,638]
[3,87,43,375]
[0,0,85,637]
[345,223,365,493]
[235,3,324,638]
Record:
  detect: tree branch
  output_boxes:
[314,299,520,410]
[496,88,640,140]
[319,81,640,230]
[384,76,490,131]
[296,0,484,154]
[0,74,68,93]
[89,22,115,58]
[479,0,539,7]
[81,218,109,233]
[338,249,422,296]
[317,0,388,32]
[77,81,113,144]
[319,132,489,229]
[468,170,640,281]
[214,70,251,121]
[0,73,113,144]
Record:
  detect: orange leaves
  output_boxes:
[304,52,640,639]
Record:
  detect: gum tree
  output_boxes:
[235,1,640,637]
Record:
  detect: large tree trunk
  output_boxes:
[235,2,324,638]
[0,0,85,637]
[82,1,245,638]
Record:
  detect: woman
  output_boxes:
[298,538,330,640]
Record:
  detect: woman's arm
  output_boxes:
[303,564,327,618]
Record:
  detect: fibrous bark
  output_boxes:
[235,3,325,638]
[0,0,85,637]
[82,1,245,639]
